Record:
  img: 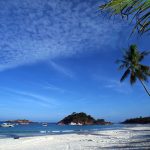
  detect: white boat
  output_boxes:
[69,122,77,125]
[77,123,83,126]
[69,122,83,126]
[42,123,48,126]
[1,123,14,128]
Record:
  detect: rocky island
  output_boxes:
[122,116,150,124]
[6,119,32,125]
[58,112,111,125]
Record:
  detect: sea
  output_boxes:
[0,122,147,139]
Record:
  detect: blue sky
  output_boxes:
[0,0,149,122]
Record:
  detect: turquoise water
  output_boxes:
[0,123,139,138]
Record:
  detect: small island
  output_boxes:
[6,119,32,125]
[122,117,150,124]
[58,112,112,125]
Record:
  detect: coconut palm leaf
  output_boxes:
[139,50,150,61]
[120,68,130,82]
[136,70,148,82]
[140,65,150,75]
[118,63,129,70]
[130,71,137,85]
[100,0,150,35]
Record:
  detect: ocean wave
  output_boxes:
[40,131,47,133]
[62,130,74,133]
[51,131,61,133]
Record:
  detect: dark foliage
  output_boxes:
[100,0,150,35]
[58,112,111,125]
[117,44,150,96]
[122,116,150,124]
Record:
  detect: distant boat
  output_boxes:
[69,122,83,126]
[42,123,48,126]
[69,122,77,125]
[1,123,14,128]
[77,122,83,126]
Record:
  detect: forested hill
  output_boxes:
[58,112,111,125]
[122,117,150,124]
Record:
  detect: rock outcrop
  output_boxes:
[58,112,112,125]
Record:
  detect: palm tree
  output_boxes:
[100,0,150,35]
[117,44,150,96]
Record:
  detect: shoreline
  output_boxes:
[0,123,145,139]
[0,124,150,139]
[0,125,150,150]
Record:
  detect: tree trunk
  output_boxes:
[139,79,150,96]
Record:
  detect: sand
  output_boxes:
[0,125,150,150]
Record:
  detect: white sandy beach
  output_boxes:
[0,126,150,150]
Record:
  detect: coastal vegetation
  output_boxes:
[117,44,150,96]
[100,1,150,96]
[122,116,150,124]
[100,0,150,35]
[58,112,111,125]
[6,119,32,124]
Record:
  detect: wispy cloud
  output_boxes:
[92,74,132,94]
[1,88,59,108]
[104,79,132,94]
[0,0,125,71]
[43,82,66,93]
[50,61,74,78]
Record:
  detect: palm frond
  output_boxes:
[136,69,149,82]
[130,71,137,85]
[140,64,150,75]
[116,59,129,64]
[120,68,130,82]
[100,0,150,35]
[139,50,150,61]
[118,63,129,70]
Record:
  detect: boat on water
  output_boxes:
[69,122,82,126]
[42,123,48,126]
[0,123,14,127]
[77,122,83,126]
[69,122,77,125]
